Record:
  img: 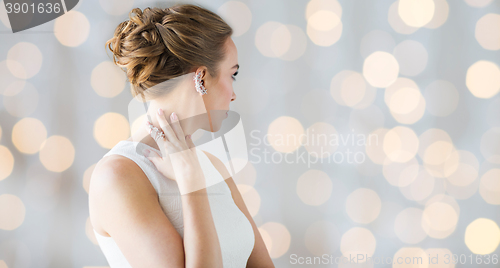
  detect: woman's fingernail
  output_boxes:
[157,108,162,115]
[171,112,177,121]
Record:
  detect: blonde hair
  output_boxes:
[105,4,233,99]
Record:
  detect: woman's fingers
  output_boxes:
[169,112,186,142]
[146,120,169,157]
[156,108,177,142]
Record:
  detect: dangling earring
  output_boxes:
[193,71,207,95]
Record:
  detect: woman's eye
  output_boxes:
[232,71,238,81]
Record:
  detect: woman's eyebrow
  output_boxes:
[232,64,239,70]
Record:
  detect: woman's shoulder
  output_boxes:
[90,154,155,194]
[89,154,158,236]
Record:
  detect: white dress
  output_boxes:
[92,140,255,267]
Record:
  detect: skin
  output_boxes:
[89,37,274,267]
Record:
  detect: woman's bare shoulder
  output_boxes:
[89,154,154,189]
[89,154,158,236]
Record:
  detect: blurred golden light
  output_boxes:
[94,112,130,149]
[418,129,460,178]
[0,60,26,95]
[258,227,273,255]
[423,195,462,239]
[259,222,291,259]
[383,126,419,163]
[54,10,90,47]
[424,147,460,179]
[304,122,338,158]
[12,117,47,154]
[363,51,399,88]
[366,128,389,165]
[393,40,428,76]
[464,0,493,7]
[3,80,25,96]
[270,25,292,58]
[267,116,304,153]
[398,0,435,27]
[130,113,146,135]
[418,128,453,158]
[388,1,419,35]
[394,207,427,244]
[0,145,14,181]
[278,25,308,61]
[465,218,500,254]
[305,0,343,47]
[306,17,343,47]
[0,194,25,230]
[475,13,500,51]
[296,169,332,206]
[421,202,458,239]
[308,10,340,31]
[305,0,342,21]
[331,70,377,109]
[382,157,419,187]
[91,61,126,98]
[255,22,291,58]
[340,72,367,106]
[83,163,96,194]
[423,141,454,166]
[385,78,426,124]
[479,168,500,205]
[393,247,428,268]
[423,0,449,29]
[231,158,257,186]
[446,150,479,187]
[236,184,261,217]
[39,135,75,172]
[389,87,421,114]
[340,227,376,261]
[426,194,460,216]
[399,166,435,201]
[218,1,252,37]
[480,127,500,164]
[304,221,340,256]
[7,42,42,79]
[345,188,381,224]
[466,60,500,99]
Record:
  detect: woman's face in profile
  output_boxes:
[202,37,239,132]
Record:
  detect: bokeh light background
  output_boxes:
[1,0,500,267]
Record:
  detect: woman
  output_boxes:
[88,4,274,267]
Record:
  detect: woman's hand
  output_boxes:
[143,108,206,194]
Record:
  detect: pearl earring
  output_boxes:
[193,71,207,95]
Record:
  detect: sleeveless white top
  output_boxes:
[93,140,255,267]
